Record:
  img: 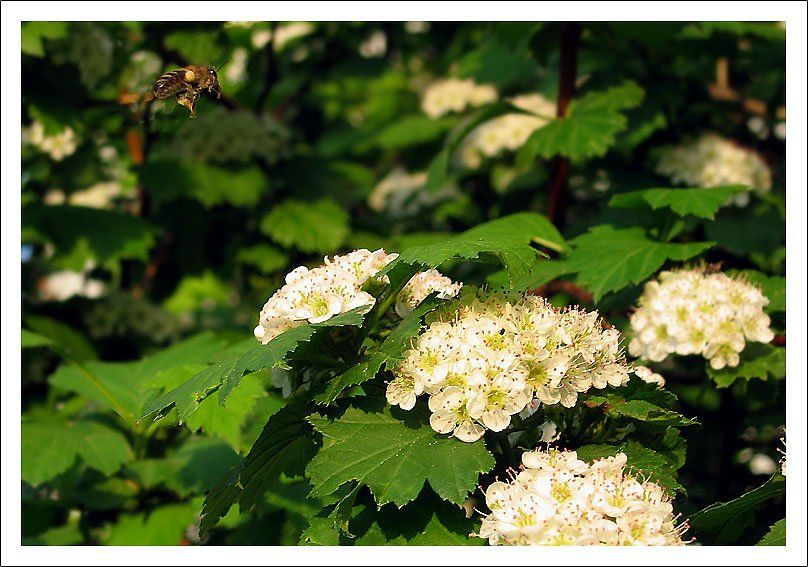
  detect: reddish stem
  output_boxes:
[547,23,582,228]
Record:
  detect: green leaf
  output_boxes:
[584,380,697,427]
[260,198,350,254]
[21,329,56,349]
[22,419,132,486]
[689,474,785,545]
[354,491,483,546]
[50,333,234,427]
[517,81,644,162]
[184,369,267,451]
[24,316,97,361]
[22,22,69,57]
[316,353,387,406]
[23,523,84,546]
[126,437,240,498]
[316,296,442,404]
[566,225,712,301]
[104,502,199,546]
[756,518,786,546]
[163,271,231,314]
[373,115,456,150]
[461,212,566,253]
[706,343,785,388]
[300,514,343,546]
[236,244,289,274]
[609,185,749,220]
[199,399,317,534]
[138,162,268,209]
[455,33,539,89]
[141,307,368,423]
[576,440,684,494]
[378,213,555,290]
[307,403,495,507]
[681,22,786,41]
[705,205,784,257]
[427,101,535,190]
[23,205,155,270]
[730,270,785,313]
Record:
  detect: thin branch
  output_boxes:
[254,22,279,114]
[532,280,593,305]
[547,22,582,229]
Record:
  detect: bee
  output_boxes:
[144,64,223,117]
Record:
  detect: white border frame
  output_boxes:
[2,2,806,565]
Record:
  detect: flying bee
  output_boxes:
[144,64,223,117]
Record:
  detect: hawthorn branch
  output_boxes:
[532,280,593,305]
[547,22,582,229]
[254,22,278,114]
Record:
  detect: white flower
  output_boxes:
[67,182,124,209]
[395,270,462,317]
[421,78,497,119]
[655,133,772,206]
[385,375,422,411]
[368,168,459,218]
[633,365,666,387]
[24,121,78,161]
[38,261,105,301]
[255,249,459,344]
[428,386,486,442]
[629,268,775,369]
[390,288,637,441]
[455,93,556,168]
[477,448,688,546]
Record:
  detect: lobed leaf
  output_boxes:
[141,307,368,423]
[516,81,645,163]
[609,185,748,220]
[689,474,785,545]
[566,225,712,301]
[307,403,495,507]
[706,343,785,388]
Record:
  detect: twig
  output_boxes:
[532,280,593,305]
[254,22,278,114]
[132,233,174,299]
[547,22,582,229]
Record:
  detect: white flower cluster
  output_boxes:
[368,168,458,218]
[395,270,463,318]
[23,121,78,161]
[421,78,497,119]
[778,435,786,477]
[456,93,556,168]
[478,448,688,546]
[254,249,461,344]
[629,269,775,369]
[387,289,633,442]
[39,261,105,302]
[655,133,772,206]
[45,182,128,210]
